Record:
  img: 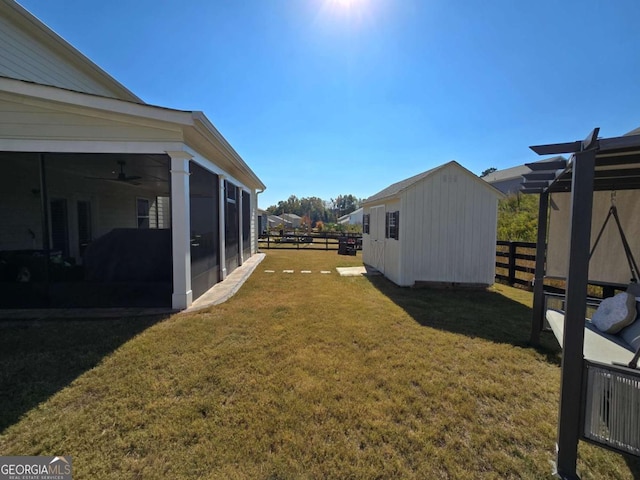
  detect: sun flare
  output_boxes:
[331,0,359,7]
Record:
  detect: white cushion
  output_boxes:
[621,318,640,352]
[591,292,637,334]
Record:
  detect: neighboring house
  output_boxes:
[362,161,504,287]
[0,0,265,310]
[267,215,292,230]
[257,209,269,235]
[338,207,363,226]
[482,156,566,194]
[282,213,302,228]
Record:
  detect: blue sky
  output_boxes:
[19,0,640,208]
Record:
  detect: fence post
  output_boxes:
[508,242,517,286]
[325,234,328,251]
[267,232,270,250]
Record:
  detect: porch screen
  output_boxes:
[242,190,251,256]
[547,190,640,285]
[225,180,240,274]
[189,162,219,299]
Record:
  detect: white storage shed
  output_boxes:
[362,161,504,287]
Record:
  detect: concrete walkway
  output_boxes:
[336,265,381,277]
[183,253,265,313]
[0,253,265,320]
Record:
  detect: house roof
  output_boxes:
[481,156,567,184]
[338,207,363,222]
[1,0,142,103]
[0,76,266,191]
[267,215,291,225]
[482,165,530,183]
[364,161,503,204]
[282,213,301,219]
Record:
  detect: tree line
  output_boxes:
[265,194,362,225]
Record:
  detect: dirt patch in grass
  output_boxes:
[1,250,639,479]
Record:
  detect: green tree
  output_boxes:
[480,167,497,178]
[330,194,362,222]
[497,193,539,242]
[265,194,361,225]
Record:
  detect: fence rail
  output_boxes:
[495,240,537,289]
[258,232,362,251]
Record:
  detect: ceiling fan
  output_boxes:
[86,160,143,186]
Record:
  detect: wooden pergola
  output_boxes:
[523,128,640,479]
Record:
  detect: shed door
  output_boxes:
[369,205,385,273]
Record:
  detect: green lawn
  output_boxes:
[1,250,639,479]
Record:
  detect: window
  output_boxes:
[137,198,150,228]
[363,214,370,234]
[225,181,237,202]
[385,211,399,240]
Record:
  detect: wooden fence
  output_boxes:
[495,241,537,289]
[258,232,362,251]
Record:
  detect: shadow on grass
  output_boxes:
[0,314,169,433]
[366,275,561,365]
[367,276,640,476]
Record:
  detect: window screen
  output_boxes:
[363,214,370,234]
[385,211,399,240]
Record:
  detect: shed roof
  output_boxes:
[364,160,503,204]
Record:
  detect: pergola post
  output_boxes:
[530,190,549,345]
[556,150,596,479]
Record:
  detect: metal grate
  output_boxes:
[583,361,640,456]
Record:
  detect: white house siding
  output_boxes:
[0,13,125,99]
[401,164,498,286]
[0,96,183,143]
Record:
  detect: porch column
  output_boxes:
[252,190,259,254]
[556,150,595,479]
[219,175,227,280]
[238,189,244,264]
[168,151,193,310]
[530,190,549,345]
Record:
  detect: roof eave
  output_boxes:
[191,112,266,191]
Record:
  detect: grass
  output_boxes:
[1,249,639,479]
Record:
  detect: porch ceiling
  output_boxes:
[0,151,170,193]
